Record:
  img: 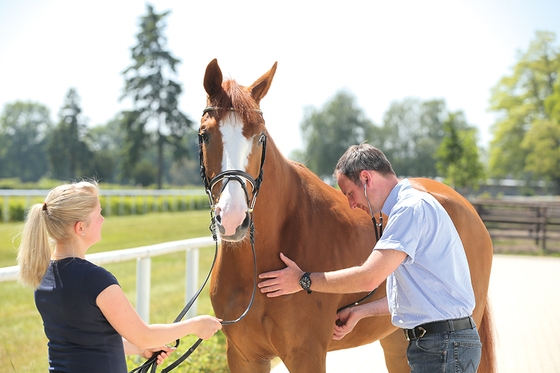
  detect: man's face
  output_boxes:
[336,172,369,214]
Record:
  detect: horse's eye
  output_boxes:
[200,131,210,144]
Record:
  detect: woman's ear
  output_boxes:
[74,222,84,236]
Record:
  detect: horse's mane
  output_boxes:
[211,79,263,127]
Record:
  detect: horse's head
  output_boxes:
[199,59,277,242]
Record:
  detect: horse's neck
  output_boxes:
[259,146,297,204]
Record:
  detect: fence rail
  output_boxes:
[471,198,560,253]
[0,236,215,322]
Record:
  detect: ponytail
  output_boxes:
[17,204,52,288]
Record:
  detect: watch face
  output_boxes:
[299,273,311,291]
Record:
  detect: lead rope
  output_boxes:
[129,220,218,373]
[130,212,258,373]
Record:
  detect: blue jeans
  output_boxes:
[406,327,482,373]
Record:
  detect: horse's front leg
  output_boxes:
[280,348,327,373]
[225,338,273,373]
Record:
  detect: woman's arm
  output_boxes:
[97,284,222,350]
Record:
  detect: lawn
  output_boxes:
[0,210,228,373]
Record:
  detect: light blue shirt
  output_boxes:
[376,179,475,329]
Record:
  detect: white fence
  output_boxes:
[0,236,215,322]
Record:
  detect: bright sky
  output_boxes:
[1,0,559,156]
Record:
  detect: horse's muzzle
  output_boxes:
[216,212,251,242]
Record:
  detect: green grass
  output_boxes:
[0,210,228,373]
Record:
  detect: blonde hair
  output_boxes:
[17,181,99,288]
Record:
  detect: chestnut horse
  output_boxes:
[199,59,496,373]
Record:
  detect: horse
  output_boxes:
[198,58,496,373]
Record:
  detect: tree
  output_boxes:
[85,116,127,183]
[47,88,91,180]
[0,101,52,181]
[377,98,446,177]
[300,90,375,180]
[488,31,560,186]
[436,111,486,190]
[520,77,560,193]
[121,4,193,189]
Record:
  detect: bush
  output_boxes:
[1,194,210,223]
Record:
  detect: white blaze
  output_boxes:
[215,113,253,236]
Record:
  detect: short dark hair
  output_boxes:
[334,144,395,185]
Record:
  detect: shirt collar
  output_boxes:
[382,178,411,216]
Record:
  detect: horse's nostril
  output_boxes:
[216,215,222,224]
[242,212,250,228]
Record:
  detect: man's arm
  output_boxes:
[333,296,390,340]
[258,249,406,297]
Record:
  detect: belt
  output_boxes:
[403,316,475,341]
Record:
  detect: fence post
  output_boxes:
[186,248,199,319]
[3,197,8,223]
[136,257,151,323]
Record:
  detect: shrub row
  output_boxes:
[0,195,210,223]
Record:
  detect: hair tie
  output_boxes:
[42,202,48,212]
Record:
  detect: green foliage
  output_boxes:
[436,112,486,190]
[300,90,374,180]
[0,101,52,182]
[121,4,193,189]
[377,98,448,177]
[1,193,209,224]
[47,88,92,180]
[489,30,560,192]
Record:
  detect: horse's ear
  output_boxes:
[249,62,277,104]
[204,59,224,98]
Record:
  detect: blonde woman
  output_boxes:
[17,181,222,373]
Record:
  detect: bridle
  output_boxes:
[197,105,267,325]
[198,106,267,213]
[130,106,266,373]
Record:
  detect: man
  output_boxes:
[258,144,481,372]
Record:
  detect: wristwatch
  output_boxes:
[299,272,312,294]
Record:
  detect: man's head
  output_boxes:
[334,144,397,215]
[334,144,395,185]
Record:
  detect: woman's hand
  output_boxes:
[142,345,176,365]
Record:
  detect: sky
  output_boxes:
[1,0,560,157]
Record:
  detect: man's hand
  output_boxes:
[258,253,304,297]
[333,307,361,340]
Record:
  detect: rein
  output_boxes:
[130,106,266,373]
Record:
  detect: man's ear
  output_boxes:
[360,170,371,186]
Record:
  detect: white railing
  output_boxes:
[0,236,215,322]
